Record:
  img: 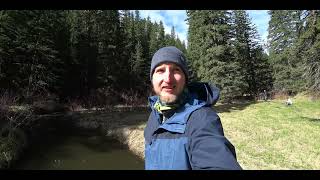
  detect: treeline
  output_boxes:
[267,10,320,95]
[1,10,319,106]
[187,10,320,101]
[187,10,272,101]
[0,10,186,106]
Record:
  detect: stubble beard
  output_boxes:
[159,93,178,104]
[156,86,185,105]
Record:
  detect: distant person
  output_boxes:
[263,90,267,101]
[286,98,293,106]
[144,46,242,170]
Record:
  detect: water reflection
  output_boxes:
[14,130,144,170]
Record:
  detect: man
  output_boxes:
[144,46,242,170]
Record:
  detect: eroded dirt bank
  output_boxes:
[0,106,149,168]
[72,107,149,160]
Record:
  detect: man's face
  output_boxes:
[152,62,186,104]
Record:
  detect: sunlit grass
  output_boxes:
[217,95,320,169]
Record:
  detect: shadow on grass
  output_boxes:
[213,101,257,113]
[301,116,320,123]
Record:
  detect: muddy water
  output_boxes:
[14,129,144,170]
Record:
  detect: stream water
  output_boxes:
[13,129,144,170]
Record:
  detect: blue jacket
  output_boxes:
[144,82,242,170]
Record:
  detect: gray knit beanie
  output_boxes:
[150,46,189,82]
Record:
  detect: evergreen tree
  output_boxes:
[68,10,99,97]
[134,11,151,88]
[187,10,246,101]
[132,41,145,79]
[47,10,72,97]
[149,20,159,58]
[158,21,166,48]
[232,10,272,97]
[97,10,126,91]
[186,10,206,81]
[175,37,187,55]
[0,10,67,98]
[142,17,151,62]
[165,26,176,46]
[295,10,320,92]
[267,10,304,93]
[120,10,135,54]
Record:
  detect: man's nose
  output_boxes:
[163,70,173,83]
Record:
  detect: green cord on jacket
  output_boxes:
[153,88,189,116]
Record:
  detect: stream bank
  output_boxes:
[0,106,149,169]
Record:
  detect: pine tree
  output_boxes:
[149,20,159,58]
[47,10,72,97]
[165,26,176,46]
[267,10,304,93]
[175,37,187,55]
[0,10,66,98]
[97,10,125,91]
[132,41,145,78]
[158,21,166,48]
[232,10,273,97]
[68,10,99,97]
[186,10,206,81]
[187,10,246,101]
[295,10,320,92]
[134,11,151,89]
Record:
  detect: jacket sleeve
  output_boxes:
[187,107,242,170]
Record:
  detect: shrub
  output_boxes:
[0,127,28,168]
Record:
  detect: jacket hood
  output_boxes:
[187,82,220,106]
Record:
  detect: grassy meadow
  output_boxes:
[216,94,320,169]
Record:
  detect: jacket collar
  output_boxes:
[148,95,206,133]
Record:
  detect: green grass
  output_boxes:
[216,95,320,169]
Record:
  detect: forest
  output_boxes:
[0,10,319,107]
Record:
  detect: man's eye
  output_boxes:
[174,68,182,72]
[156,69,165,73]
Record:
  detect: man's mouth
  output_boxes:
[162,86,175,92]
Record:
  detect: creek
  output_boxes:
[13,128,144,170]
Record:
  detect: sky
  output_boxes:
[139,10,270,48]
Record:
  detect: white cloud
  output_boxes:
[139,10,163,23]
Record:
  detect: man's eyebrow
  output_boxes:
[156,65,165,69]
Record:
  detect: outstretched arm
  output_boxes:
[187,107,242,170]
